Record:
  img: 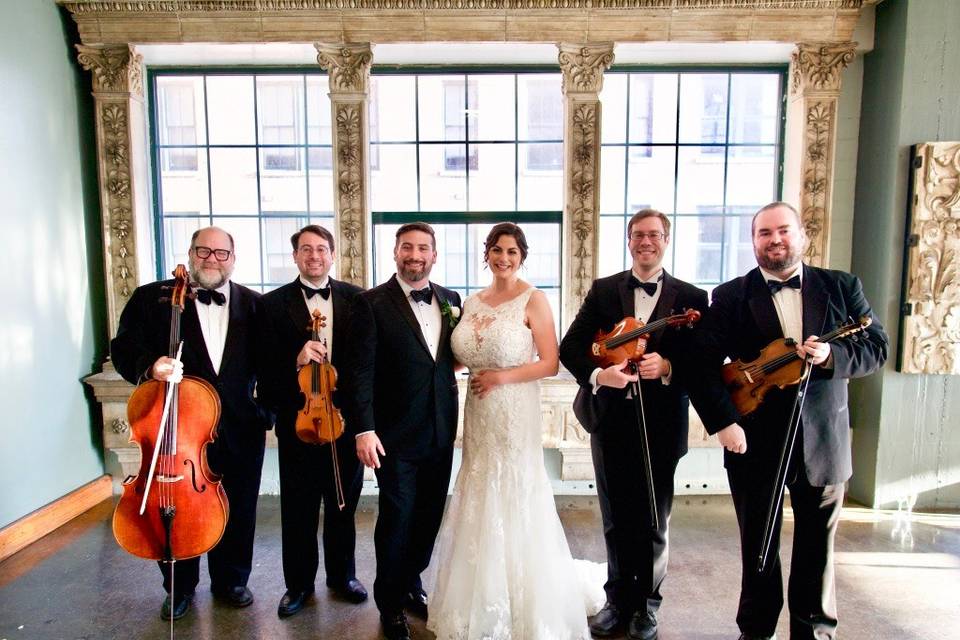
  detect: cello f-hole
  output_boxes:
[184,458,206,493]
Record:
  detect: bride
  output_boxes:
[428,223,604,640]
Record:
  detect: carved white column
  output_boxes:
[557,43,614,331]
[784,42,856,267]
[316,43,373,287]
[901,142,960,375]
[76,44,151,337]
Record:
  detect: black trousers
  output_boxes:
[372,444,454,614]
[591,415,680,616]
[277,428,364,592]
[728,465,843,640]
[161,440,265,597]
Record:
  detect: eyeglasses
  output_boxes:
[192,246,233,261]
[629,231,666,242]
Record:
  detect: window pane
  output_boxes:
[308,158,336,216]
[216,217,262,285]
[469,144,515,211]
[473,75,515,141]
[725,145,777,209]
[371,76,416,142]
[518,223,561,288]
[159,149,209,216]
[260,148,307,214]
[419,145,467,211]
[261,217,308,286]
[518,144,563,211]
[306,76,332,145]
[627,146,676,214]
[725,215,756,279]
[370,144,418,211]
[599,74,627,144]
[600,146,626,214]
[673,216,723,284]
[418,75,464,142]
[163,216,207,275]
[729,74,780,144]
[432,224,468,290]
[646,73,679,144]
[257,76,305,146]
[209,148,259,215]
[207,76,255,145]
[518,75,562,141]
[156,76,207,147]
[675,146,724,214]
[678,73,728,145]
[598,215,628,277]
[373,223,401,286]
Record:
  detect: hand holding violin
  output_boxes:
[296,340,327,367]
[796,335,831,366]
[596,359,638,389]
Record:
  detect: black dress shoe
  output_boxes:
[380,611,411,640]
[160,591,193,621]
[589,602,625,637]
[738,634,776,640]
[329,578,368,604]
[213,585,254,608]
[627,611,658,640]
[403,588,428,619]
[277,587,314,618]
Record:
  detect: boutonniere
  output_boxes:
[440,299,461,328]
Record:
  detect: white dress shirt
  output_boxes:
[396,276,442,361]
[759,265,803,344]
[195,281,230,374]
[300,276,334,360]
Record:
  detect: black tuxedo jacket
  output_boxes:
[341,274,461,456]
[260,277,363,436]
[559,270,709,460]
[692,265,888,485]
[111,279,272,459]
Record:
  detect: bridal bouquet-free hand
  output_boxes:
[440,299,461,328]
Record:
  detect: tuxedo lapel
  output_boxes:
[182,299,216,377]
[801,265,830,339]
[386,275,432,357]
[617,271,635,319]
[434,283,454,356]
[284,278,311,341]
[218,281,244,374]
[746,268,784,344]
[647,271,679,348]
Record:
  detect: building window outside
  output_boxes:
[598,69,785,294]
[151,72,336,292]
[369,71,563,330]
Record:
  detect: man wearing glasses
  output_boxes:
[112,226,273,621]
[560,209,708,640]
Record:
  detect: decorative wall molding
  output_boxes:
[76,44,143,96]
[60,0,864,45]
[559,43,612,328]
[317,43,372,286]
[786,41,854,266]
[900,142,960,375]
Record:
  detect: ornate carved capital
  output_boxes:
[76,44,143,97]
[791,42,856,95]
[315,43,373,93]
[901,142,960,375]
[557,43,615,95]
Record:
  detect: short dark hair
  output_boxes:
[190,226,235,251]
[627,209,671,238]
[395,222,436,250]
[291,224,335,253]
[751,201,803,235]
[484,222,529,264]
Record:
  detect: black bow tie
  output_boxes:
[410,287,433,305]
[767,275,801,294]
[300,281,330,300]
[628,276,660,297]
[196,288,226,306]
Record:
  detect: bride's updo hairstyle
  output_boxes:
[483,222,529,266]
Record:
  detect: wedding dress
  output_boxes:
[428,287,605,640]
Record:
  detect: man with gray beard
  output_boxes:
[112,226,273,621]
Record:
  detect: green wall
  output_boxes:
[0,0,106,528]
[850,0,960,509]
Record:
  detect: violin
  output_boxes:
[722,316,872,416]
[113,265,228,562]
[295,309,346,509]
[589,309,702,368]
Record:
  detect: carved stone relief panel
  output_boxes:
[316,43,373,287]
[900,142,960,375]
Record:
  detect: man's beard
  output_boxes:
[399,260,430,283]
[190,263,232,289]
[755,244,801,273]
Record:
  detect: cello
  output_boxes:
[112,265,228,625]
[295,309,346,509]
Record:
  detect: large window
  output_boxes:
[151,72,336,291]
[598,70,785,292]
[368,71,564,327]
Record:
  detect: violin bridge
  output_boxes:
[156,474,184,483]
[743,370,754,384]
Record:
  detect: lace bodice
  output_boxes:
[451,287,536,371]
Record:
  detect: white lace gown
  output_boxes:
[427,288,605,640]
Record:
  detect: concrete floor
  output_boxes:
[1,495,957,640]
